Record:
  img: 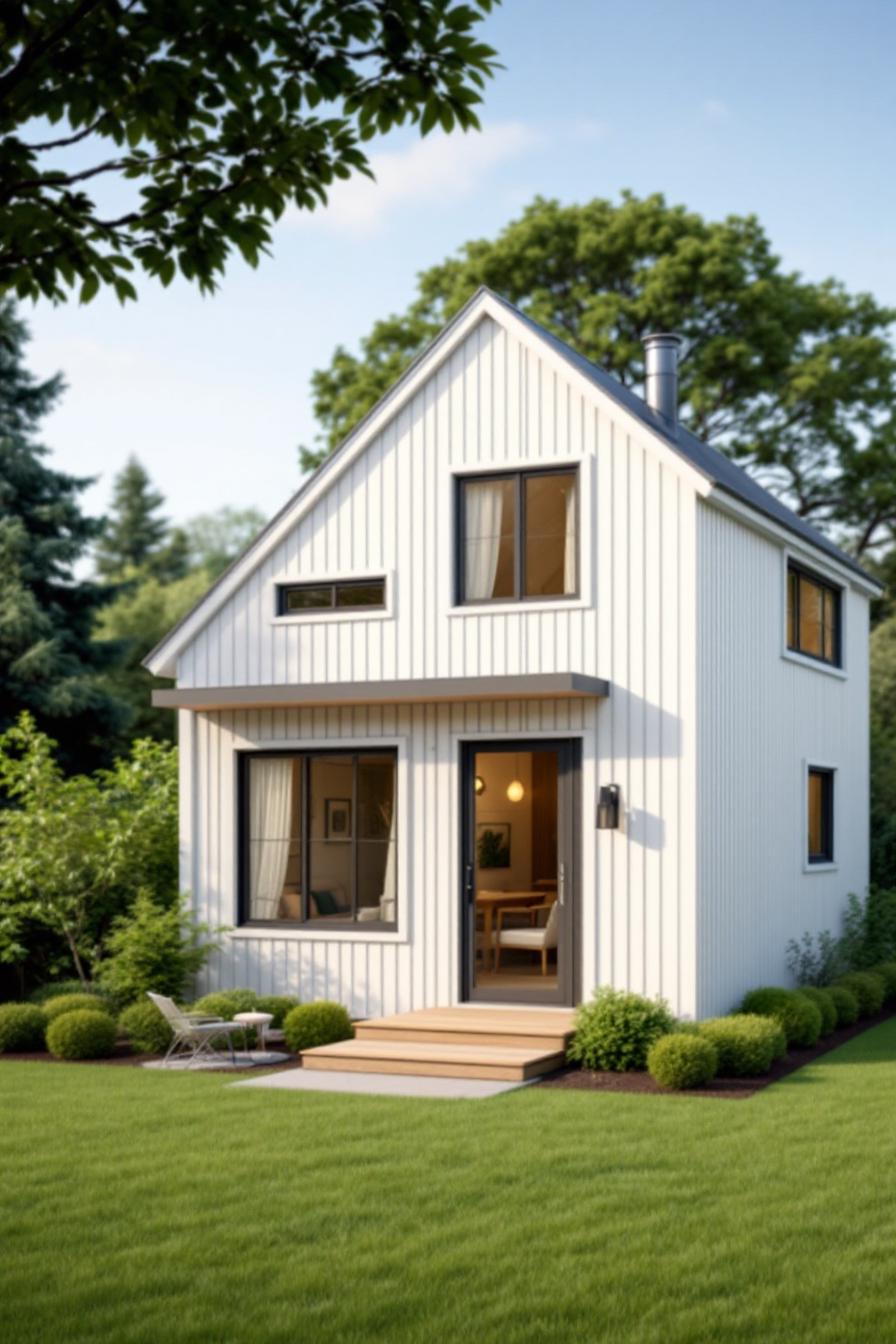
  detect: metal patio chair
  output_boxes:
[147,992,242,1067]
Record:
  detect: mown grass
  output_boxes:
[3,1021,896,1344]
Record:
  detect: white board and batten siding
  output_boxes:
[696,503,870,1017]
[179,312,703,1018]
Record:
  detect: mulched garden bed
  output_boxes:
[541,1005,896,1100]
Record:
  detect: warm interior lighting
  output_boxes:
[506,779,525,803]
[474,775,486,795]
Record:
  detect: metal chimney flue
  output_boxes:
[642,332,682,430]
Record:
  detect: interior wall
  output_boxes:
[474,752,534,892]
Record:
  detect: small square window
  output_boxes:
[807,767,834,864]
[458,469,577,603]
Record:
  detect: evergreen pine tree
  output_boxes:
[0,301,132,770]
[95,456,186,581]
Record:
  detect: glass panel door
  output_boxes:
[461,740,578,1006]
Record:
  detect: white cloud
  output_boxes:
[702,99,730,124]
[292,121,543,235]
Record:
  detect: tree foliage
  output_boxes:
[1,0,500,303]
[0,712,178,983]
[870,614,896,888]
[301,193,896,561]
[0,300,131,770]
[95,455,188,582]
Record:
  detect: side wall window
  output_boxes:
[242,750,397,927]
[807,766,834,864]
[787,563,841,667]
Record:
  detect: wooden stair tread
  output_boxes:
[303,1039,561,1066]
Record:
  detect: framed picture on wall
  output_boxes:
[476,822,511,869]
[325,798,352,839]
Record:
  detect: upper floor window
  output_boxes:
[241,749,397,928]
[277,577,385,615]
[787,563,841,666]
[458,468,578,604]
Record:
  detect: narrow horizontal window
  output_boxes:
[807,767,834,864]
[786,563,841,667]
[458,468,578,604]
[277,578,385,615]
[241,749,397,928]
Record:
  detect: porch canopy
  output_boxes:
[151,672,610,712]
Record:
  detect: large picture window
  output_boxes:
[458,468,578,603]
[241,750,397,927]
[787,563,841,666]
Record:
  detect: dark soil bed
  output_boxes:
[541,1006,896,1099]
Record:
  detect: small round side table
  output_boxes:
[233,1011,274,1056]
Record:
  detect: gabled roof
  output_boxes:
[145,286,879,677]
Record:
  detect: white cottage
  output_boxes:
[146,287,880,1023]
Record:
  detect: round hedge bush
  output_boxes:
[739,987,822,1048]
[697,1014,785,1076]
[254,995,299,1027]
[797,987,838,1036]
[648,1033,718,1090]
[869,962,896,1003]
[118,1001,173,1055]
[567,987,675,1072]
[190,989,259,1019]
[46,1009,117,1060]
[0,1003,47,1053]
[827,984,859,1027]
[283,1001,354,1053]
[835,971,886,1017]
[30,980,112,1007]
[43,993,114,1023]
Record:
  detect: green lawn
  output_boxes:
[3,1024,896,1344]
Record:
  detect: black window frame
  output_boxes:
[455,465,580,605]
[807,766,835,865]
[787,562,842,667]
[238,747,398,930]
[276,577,386,616]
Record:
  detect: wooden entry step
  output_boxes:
[300,1006,576,1082]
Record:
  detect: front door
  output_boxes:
[461,739,579,1006]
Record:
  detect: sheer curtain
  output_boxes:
[249,759,293,919]
[465,480,504,600]
[378,769,397,922]
[563,482,577,594]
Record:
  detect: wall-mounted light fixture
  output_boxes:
[597,784,621,830]
[474,775,486,796]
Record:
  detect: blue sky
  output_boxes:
[24,0,896,530]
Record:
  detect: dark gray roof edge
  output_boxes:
[152,672,610,709]
[488,289,880,589]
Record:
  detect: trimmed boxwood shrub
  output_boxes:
[190,989,259,1019]
[30,980,112,1007]
[283,1001,354,1053]
[0,1003,47,1053]
[835,971,886,1017]
[567,987,675,1072]
[118,1001,173,1055]
[697,1014,785,1076]
[827,984,859,1027]
[740,987,822,1048]
[43,993,114,1023]
[869,962,896,1003]
[46,1009,117,1060]
[255,995,299,1028]
[648,1033,718,1090]
[798,987,838,1036]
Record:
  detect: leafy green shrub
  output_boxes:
[191,989,259,1019]
[283,1001,354,1053]
[697,1015,785,1076]
[43,993,114,1023]
[647,1033,718,1090]
[255,995,299,1028]
[118,1000,173,1055]
[797,987,838,1036]
[835,971,886,1017]
[740,987,822,1048]
[839,889,896,970]
[785,929,843,987]
[567,987,675,1072]
[0,1003,47,1052]
[869,962,896,1002]
[97,890,219,1004]
[827,985,859,1026]
[30,980,111,1006]
[46,1009,117,1060]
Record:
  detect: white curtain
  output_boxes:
[465,481,504,601]
[249,759,293,919]
[563,480,577,594]
[379,777,398,922]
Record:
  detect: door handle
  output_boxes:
[464,863,474,902]
[558,862,566,907]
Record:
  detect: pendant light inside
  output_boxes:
[506,753,525,803]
